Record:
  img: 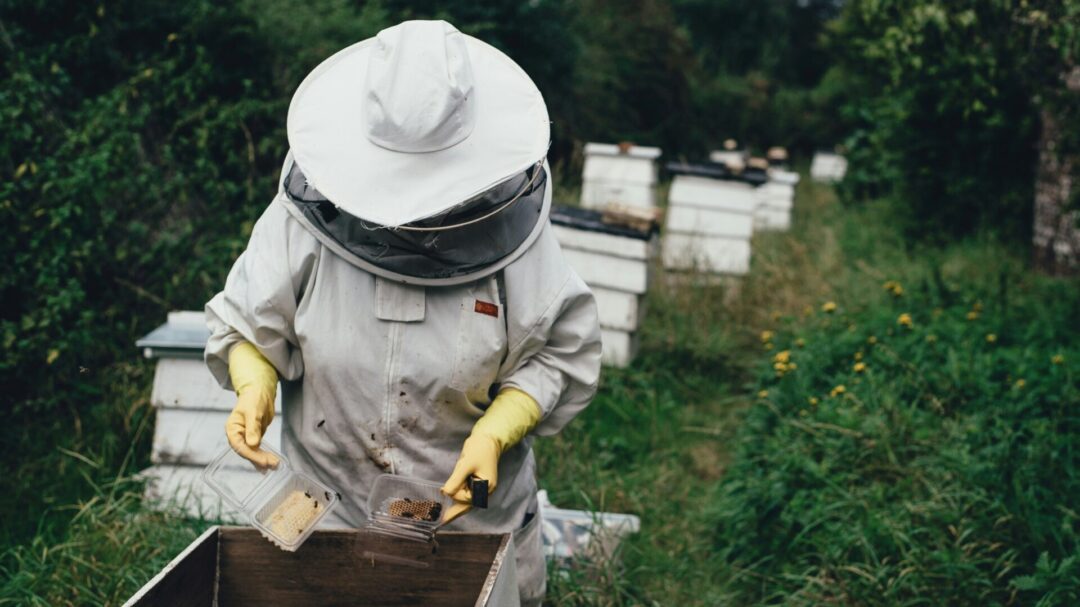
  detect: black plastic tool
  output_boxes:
[469,477,489,509]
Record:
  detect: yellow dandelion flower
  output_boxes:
[966,311,980,321]
[774,362,788,372]
[788,362,797,371]
[774,350,791,364]
[822,301,838,313]
[867,335,878,345]
[760,330,774,343]
[764,342,774,351]
[1014,378,1026,389]
[795,338,806,348]
[830,385,846,397]
[897,313,913,328]
[853,362,867,373]
[985,334,997,344]
[1052,354,1065,365]
[854,351,864,361]
[883,281,904,297]
[757,389,769,399]
[808,396,819,406]
[167,32,179,43]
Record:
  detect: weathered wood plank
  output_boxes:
[662,232,752,275]
[592,287,643,332]
[552,225,653,261]
[216,528,512,607]
[561,248,650,294]
[152,357,282,412]
[600,328,639,368]
[666,204,754,239]
[668,175,757,213]
[152,408,283,466]
[122,526,218,607]
[581,180,655,210]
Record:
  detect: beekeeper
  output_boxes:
[203,19,601,606]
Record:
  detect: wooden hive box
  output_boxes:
[810,151,848,183]
[123,527,519,607]
[580,142,662,211]
[550,204,658,368]
[754,169,799,232]
[136,311,282,521]
[662,164,764,276]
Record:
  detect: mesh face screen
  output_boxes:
[284,160,546,280]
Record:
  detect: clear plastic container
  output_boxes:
[202,444,339,552]
[364,474,453,540]
[359,475,454,566]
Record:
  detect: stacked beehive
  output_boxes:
[810,150,848,182]
[551,205,657,368]
[661,162,765,276]
[580,142,662,210]
[754,149,800,231]
[136,311,280,521]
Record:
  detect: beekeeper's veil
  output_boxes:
[279,20,551,286]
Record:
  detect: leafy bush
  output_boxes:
[829,0,1080,242]
[709,272,1080,605]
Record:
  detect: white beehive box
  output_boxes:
[662,166,761,276]
[810,151,848,183]
[580,142,662,211]
[551,205,657,368]
[754,168,800,231]
[136,311,281,521]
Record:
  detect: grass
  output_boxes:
[3,175,1077,605]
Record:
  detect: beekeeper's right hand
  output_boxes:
[226,341,280,468]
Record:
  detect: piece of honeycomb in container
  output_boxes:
[267,490,321,542]
[388,498,442,522]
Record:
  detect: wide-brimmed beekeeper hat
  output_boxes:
[286,19,550,228]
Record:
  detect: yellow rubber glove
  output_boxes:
[440,388,542,524]
[225,341,280,469]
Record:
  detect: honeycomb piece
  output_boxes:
[388,498,442,522]
[267,490,320,542]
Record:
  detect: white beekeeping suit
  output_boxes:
[203,20,601,606]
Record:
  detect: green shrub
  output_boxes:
[709,271,1080,605]
[829,0,1080,242]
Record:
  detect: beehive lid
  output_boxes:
[550,204,657,240]
[135,311,209,359]
[583,142,662,159]
[665,161,768,186]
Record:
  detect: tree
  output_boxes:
[1019,2,1080,273]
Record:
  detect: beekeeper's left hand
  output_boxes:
[440,388,541,523]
